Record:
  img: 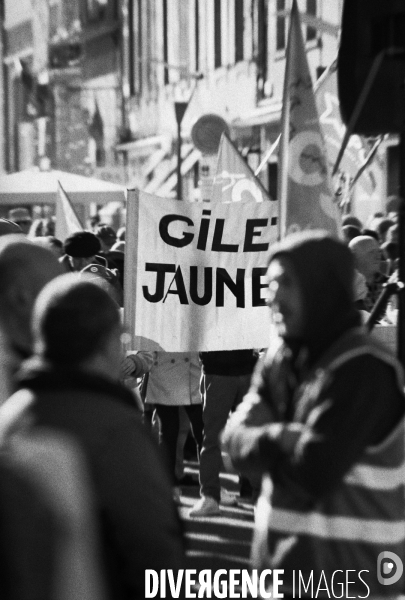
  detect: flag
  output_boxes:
[315,60,378,196]
[55,181,83,241]
[278,0,341,239]
[211,133,274,203]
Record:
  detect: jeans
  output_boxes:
[199,373,252,502]
[154,404,203,484]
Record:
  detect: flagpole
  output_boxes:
[255,135,281,177]
[223,133,273,198]
[348,136,383,192]
[277,0,296,240]
[333,50,386,176]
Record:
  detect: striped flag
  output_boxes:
[55,181,83,241]
[278,0,341,239]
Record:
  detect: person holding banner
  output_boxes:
[189,349,258,517]
[222,230,405,598]
[145,351,203,504]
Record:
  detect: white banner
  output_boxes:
[124,190,276,351]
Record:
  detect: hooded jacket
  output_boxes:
[222,231,405,597]
[266,229,361,364]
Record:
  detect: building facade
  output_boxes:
[0,0,396,217]
[2,0,123,180]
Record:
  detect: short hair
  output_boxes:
[95,225,116,243]
[0,236,61,300]
[341,215,362,229]
[361,229,379,241]
[33,274,121,366]
[342,224,361,243]
[386,195,401,214]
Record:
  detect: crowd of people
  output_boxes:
[0,198,404,599]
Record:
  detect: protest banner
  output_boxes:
[124,189,276,351]
[278,0,341,239]
[55,181,83,241]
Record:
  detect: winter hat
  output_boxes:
[63,231,101,258]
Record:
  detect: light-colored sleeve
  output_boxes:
[125,351,154,378]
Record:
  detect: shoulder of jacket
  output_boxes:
[326,328,404,387]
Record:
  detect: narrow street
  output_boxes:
[179,461,255,573]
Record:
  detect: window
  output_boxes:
[257,0,268,76]
[214,0,222,68]
[195,0,200,72]
[128,0,135,95]
[267,163,278,202]
[88,103,105,167]
[133,0,143,95]
[163,0,169,84]
[306,0,317,41]
[276,0,286,51]
[235,0,244,63]
[255,0,270,98]
[86,0,108,23]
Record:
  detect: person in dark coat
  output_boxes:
[3,274,186,600]
[59,231,105,273]
[0,235,62,380]
[222,230,405,599]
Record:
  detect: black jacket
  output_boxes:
[199,349,258,376]
[14,362,186,600]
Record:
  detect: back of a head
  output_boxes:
[375,218,395,241]
[349,234,380,257]
[95,225,116,250]
[342,224,361,243]
[268,230,358,344]
[0,236,62,353]
[386,195,401,215]
[349,235,381,280]
[0,236,62,301]
[361,228,379,241]
[63,231,101,258]
[341,214,362,229]
[0,219,22,237]
[33,274,121,366]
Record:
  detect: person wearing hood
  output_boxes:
[2,274,186,600]
[222,230,405,599]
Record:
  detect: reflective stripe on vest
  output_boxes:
[269,506,405,545]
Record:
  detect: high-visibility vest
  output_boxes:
[252,330,405,598]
